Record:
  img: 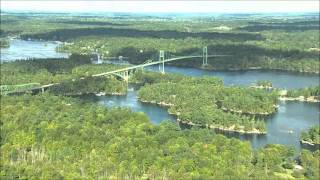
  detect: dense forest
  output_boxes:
[1,14,319,73]
[1,94,319,179]
[301,126,320,145]
[136,71,278,133]
[1,54,90,85]
[48,76,127,95]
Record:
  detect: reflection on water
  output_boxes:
[1,39,69,62]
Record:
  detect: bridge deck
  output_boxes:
[3,54,229,94]
[92,55,228,77]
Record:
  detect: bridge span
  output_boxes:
[92,54,228,78]
[1,47,229,94]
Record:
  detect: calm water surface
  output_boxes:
[0,39,69,62]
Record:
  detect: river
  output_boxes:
[1,39,319,152]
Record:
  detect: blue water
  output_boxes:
[0,39,69,62]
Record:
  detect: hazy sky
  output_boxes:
[1,1,319,13]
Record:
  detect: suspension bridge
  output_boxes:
[92,47,229,81]
[1,47,229,95]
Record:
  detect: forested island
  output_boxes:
[301,126,320,146]
[136,72,278,134]
[280,86,320,102]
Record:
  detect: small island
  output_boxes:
[251,80,273,89]
[279,87,320,103]
[300,126,320,146]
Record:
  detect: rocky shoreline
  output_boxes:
[250,85,273,90]
[300,139,320,146]
[279,96,320,103]
[96,92,126,96]
[139,98,266,134]
[221,105,278,115]
[177,119,266,134]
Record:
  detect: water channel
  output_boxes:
[1,39,319,151]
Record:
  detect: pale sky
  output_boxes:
[1,1,319,13]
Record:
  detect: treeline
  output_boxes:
[238,20,320,32]
[287,86,320,98]
[0,54,91,85]
[20,27,263,42]
[48,76,127,95]
[1,94,318,179]
[136,72,279,133]
[301,126,320,145]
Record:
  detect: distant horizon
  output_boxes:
[1,1,319,13]
[2,10,319,14]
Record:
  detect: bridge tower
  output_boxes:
[159,50,165,74]
[123,70,129,82]
[202,46,208,66]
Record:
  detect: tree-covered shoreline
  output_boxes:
[279,87,320,103]
[136,72,279,134]
[1,94,319,179]
[301,126,320,146]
